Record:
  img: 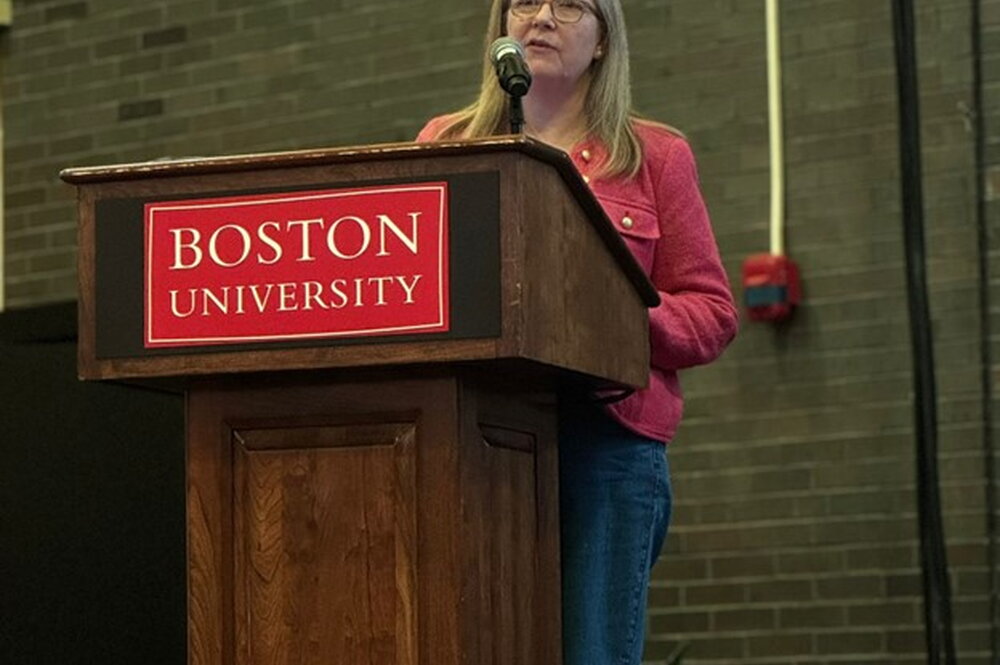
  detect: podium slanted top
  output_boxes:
[63,136,656,386]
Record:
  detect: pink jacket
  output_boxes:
[417,117,738,442]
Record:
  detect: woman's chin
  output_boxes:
[526,70,589,95]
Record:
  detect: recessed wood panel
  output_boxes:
[481,430,537,665]
[231,422,417,665]
[455,381,561,665]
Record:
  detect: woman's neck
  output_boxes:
[522,77,591,152]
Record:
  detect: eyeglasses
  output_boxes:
[508,0,598,24]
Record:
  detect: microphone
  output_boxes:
[490,37,532,97]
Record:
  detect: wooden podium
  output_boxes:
[62,138,657,665]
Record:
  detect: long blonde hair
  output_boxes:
[436,0,643,179]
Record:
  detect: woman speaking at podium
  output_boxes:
[416,1,738,663]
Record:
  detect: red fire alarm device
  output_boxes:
[742,253,801,322]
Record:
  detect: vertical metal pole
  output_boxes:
[0,1,7,313]
[970,0,1000,659]
[889,1,956,663]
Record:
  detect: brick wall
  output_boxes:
[978,0,1000,656]
[3,0,486,306]
[645,0,996,662]
[4,0,997,663]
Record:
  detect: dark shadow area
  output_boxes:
[0,303,185,665]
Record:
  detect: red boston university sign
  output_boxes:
[144,183,449,348]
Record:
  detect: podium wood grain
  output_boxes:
[186,373,559,665]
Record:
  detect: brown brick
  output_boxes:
[7,188,48,208]
[647,584,680,608]
[951,598,992,623]
[648,610,711,634]
[816,575,885,600]
[710,553,776,579]
[846,545,918,569]
[813,517,915,545]
[777,550,846,575]
[746,632,813,658]
[686,636,745,660]
[816,631,884,654]
[779,605,846,629]
[886,629,926,654]
[94,35,138,59]
[955,627,992,652]
[142,26,188,49]
[886,573,923,598]
[653,555,709,581]
[745,578,814,603]
[713,608,776,631]
[847,601,920,626]
[642,639,691,663]
[955,571,992,595]
[684,583,744,607]
[28,250,75,274]
[117,98,164,122]
[45,1,87,23]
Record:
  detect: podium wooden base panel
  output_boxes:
[186,370,561,665]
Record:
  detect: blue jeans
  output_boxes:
[559,401,672,665]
